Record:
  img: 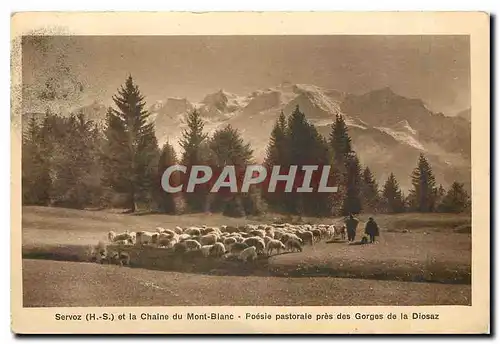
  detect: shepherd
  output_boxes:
[344,213,359,242]
[364,217,380,243]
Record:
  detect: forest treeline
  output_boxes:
[22,76,471,217]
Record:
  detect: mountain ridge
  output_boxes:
[21,83,471,193]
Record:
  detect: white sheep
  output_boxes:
[311,229,322,242]
[107,231,116,242]
[286,238,303,252]
[297,231,314,245]
[107,250,131,266]
[178,233,191,241]
[223,237,237,247]
[266,239,286,255]
[249,229,266,238]
[242,237,265,254]
[165,237,179,248]
[108,230,134,244]
[199,233,218,246]
[210,242,226,257]
[129,231,136,243]
[325,225,335,239]
[239,246,257,262]
[243,224,258,232]
[156,227,177,238]
[235,236,244,243]
[265,227,275,238]
[201,244,214,257]
[185,227,202,236]
[183,239,202,251]
[208,226,222,234]
[135,231,156,246]
[287,233,303,244]
[229,242,249,255]
[88,241,108,263]
[333,225,347,240]
[173,226,183,234]
[263,236,273,245]
[157,233,177,248]
[274,230,285,240]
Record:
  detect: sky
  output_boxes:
[22,35,470,115]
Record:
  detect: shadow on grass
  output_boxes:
[325,239,349,244]
[22,243,471,285]
[119,209,163,216]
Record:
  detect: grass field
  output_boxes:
[20,206,472,307]
[23,259,470,307]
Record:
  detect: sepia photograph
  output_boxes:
[10,12,490,334]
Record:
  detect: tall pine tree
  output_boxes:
[329,113,352,165]
[408,153,438,212]
[263,112,289,211]
[179,109,210,212]
[341,152,363,215]
[156,142,180,214]
[382,173,406,213]
[361,166,380,213]
[264,111,288,169]
[286,106,332,216]
[328,113,354,215]
[102,75,159,212]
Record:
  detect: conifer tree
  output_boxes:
[382,173,406,213]
[286,106,332,216]
[328,113,354,215]
[263,111,289,212]
[264,111,288,169]
[435,184,446,210]
[208,124,253,166]
[207,124,263,216]
[341,152,363,215]
[408,153,438,212]
[437,182,470,213]
[361,166,380,212]
[178,109,211,212]
[51,113,103,208]
[101,75,159,212]
[180,109,209,166]
[22,114,51,205]
[329,113,352,165]
[156,142,179,214]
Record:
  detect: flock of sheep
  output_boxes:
[91,222,348,266]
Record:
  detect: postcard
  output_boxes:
[11,11,490,334]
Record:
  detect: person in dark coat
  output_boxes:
[344,214,360,242]
[364,217,380,243]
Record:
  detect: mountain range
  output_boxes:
[23,82,472,193]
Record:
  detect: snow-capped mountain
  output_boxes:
[147,83,470,192]
[22,83,471,192]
